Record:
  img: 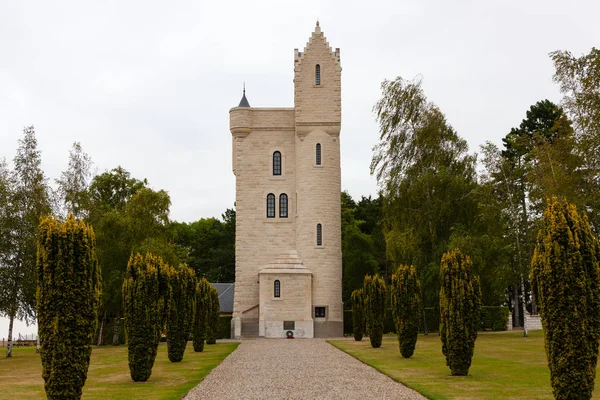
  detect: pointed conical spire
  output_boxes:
[238,83,250,107]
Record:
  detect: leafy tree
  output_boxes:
[171,210,235,283]
[391,264,421,358]
[56,142,93,219]
[531,197,600,399]
[205,285,220,345]
[36,215,101,399]
[363,274,386,348]
[3,126,52,357]
[439,248,481,376]
[166,264,196,363]
[122,253,170,382]
[192,278,211,352]
[351,289,365,341]
[371,76,478,309]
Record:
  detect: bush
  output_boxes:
[166,264,196,362]
[364,274,386,348]
[122,253,170,382]
[531,197,600,399]
[216,316,232,339]
[480,306,509,331]
[37,215,101,400]
[192,278,211,352]
[343,310,353,335]
[205,285,220,345]
[391,265,421,358]
[351,289,365,341]
[439,248,481,376]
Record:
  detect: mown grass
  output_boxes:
[330,330,600,400]
[0,341,238,400]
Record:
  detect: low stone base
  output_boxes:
[525,313,543,331]
[314,320,343,338]
[260,319,314,338]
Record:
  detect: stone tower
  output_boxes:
[229,22,342,339]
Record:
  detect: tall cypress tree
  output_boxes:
[166,264,196,362]
[206,285,220,345]
[439,248,481,376]
[122,253,170,382]
[192,278,211,352]
[37,215,101,399]
[531,197,600,399]
[391,264,421,358]
[363,274,386,348]
[351,288,365,341]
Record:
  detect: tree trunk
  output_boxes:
[97,310,106,346]
[6,314,14,357]
[531,295,537,315]
[513,285,520,327]
[112,315,120,346]
[521,276,528,338]
[422,308,428,335]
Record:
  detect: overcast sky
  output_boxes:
[1,0,598,334]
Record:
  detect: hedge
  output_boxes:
[480,306,509,331]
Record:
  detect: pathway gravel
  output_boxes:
[184,339,427,400]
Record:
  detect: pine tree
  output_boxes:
[206,285,220,345]
[439,248,481,376]
[166,264,196,362]
[351,289,365,341]
[391,264,421,358]
[36,215,101,399]
[192,278,211,352]
[363,274,386,348]
[531,197,600,399]
[122,253,170,382]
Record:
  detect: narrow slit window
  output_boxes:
[317,223,322,246]
[315,64,321,85]
[274,280,281,298]
[279,194,288,218]
[316,143,321,165]
[273,151,281,175]
[267,193,275,218]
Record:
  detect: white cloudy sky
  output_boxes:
[1,0,598,334]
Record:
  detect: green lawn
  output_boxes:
[330,331,600,400]
[0,341,239,400]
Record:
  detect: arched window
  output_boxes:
[279,194,288,218]
[267,193,275,218]
[315,64,321,85]
[274,280,281,298]
[273,151,281,175]
[317,223,322,246]
[316,143,321,165]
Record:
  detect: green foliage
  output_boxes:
[192,278,211,352]
[55,141,93,219]
[215,316,232,339]
[371,77,478,308]
[206,285,220,345]
[122,253,170,382]
[351,289,365,341]
[36,215,101,399]
[439,248,481,376]
[480,306,509,331]
[531,197,600,399]
[363,274,386,348]
[166,264,196,363]
[391,265,421,358]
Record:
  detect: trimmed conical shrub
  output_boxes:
[192,278,211,352]
[364,274,386,348]
[391,264,421,358]
[206,285,220,345]
[531,197,600,400]
[166,264,196,362]
[36,215,101,400]
[439,248,481,376]
[351,289,365,341]
[122,253,170,382]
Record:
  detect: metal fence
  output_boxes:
[0,333,38,347]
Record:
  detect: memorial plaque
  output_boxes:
[283,321,295,330]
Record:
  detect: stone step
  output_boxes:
[241,319,259,338]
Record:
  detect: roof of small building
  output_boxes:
[210,282,235,314]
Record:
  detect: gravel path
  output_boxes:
[184,339,427,400]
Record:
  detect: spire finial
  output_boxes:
[243,81,246,95]
[316,19,319,27]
